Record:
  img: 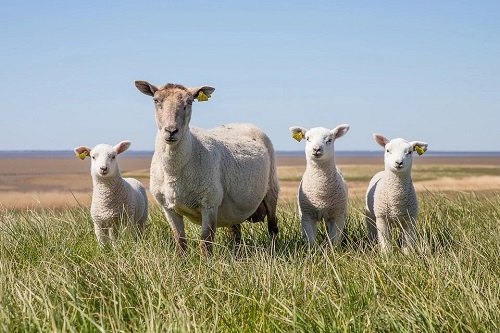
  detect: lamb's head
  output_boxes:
[289,124,349,162]
[74,141,131,179]
[374,133,428,174]
[135,80,215,145]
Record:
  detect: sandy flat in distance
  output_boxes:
[1,154,499,209]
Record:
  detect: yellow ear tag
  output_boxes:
[76,151,88,160]
[197,91,210,102]
[292,132,303,142]
[414,146,427,156]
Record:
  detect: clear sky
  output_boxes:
[1,1,499,152]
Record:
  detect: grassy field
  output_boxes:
[1,190,499,332]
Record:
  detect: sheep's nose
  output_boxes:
[164,127,179,139]
[100,166,108,172]
[395,160,403,168]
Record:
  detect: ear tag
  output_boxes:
[292,132,303,142]
[197,91,210,102]
[414,146,427,156]
[76,151,89,160]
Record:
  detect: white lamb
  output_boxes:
[289,124,350,246]
[74,141,148,247]
[135,81,279,252]
[365,133,428,252]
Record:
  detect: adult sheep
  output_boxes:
[135,81,279,252]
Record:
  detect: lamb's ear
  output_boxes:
[331,124,350,139]
[135,80,158,97]
[289,126,307,142]
[188,86,215,102]
[74,146,92,160]
[373,133,390,148]
[411,141,428,156]
[114,141,131,155]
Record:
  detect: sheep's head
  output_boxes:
[374,134,428,174]
[74,141,131,179]
[135,80,215,145]
[289,124,349,162]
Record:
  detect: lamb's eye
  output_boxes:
[306,136,310,141]
[407,150,412,155]
[91,156,95,160]
[386,149,390,153]
[153,99,159,104]
[111,155,116,160]
[327,139,332,144]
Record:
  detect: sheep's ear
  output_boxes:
[188,86,215,102]
[135,80,158,97]
[289,126,307,142]
[373,133,390,148]
[331,124,350,139]
[411,141,428,156]
[74,146,92,160]
[114,141,131,155]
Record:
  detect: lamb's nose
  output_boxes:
[395,161,403,167]
[100,166,108,172]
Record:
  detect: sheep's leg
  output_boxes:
[376,218,391,252]
[301,215,318,247]
[200,207,217,255]
[229,224,242,245]
[325,214,346,246]
[164,209,186,251]
[263,198,279,240]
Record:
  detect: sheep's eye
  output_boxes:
[91,156,95,160]
[407,150,412,155]
[111,155,116,160]
[306,136,310,141]
[386,149,390,153]
[327,139,332,144]
[153,98,159,104]
[183,106,187,111]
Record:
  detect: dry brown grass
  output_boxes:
[1,155,499,209]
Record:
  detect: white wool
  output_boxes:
[289,124,350,246]
[365,133,428,252]
[74,141,148,247]
[135,81,279,251]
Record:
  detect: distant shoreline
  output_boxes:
[1,150,500,159]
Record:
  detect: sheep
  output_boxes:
[74,141,148,248]
[289,124,350,246]
[365,133,428,252]
[134,80,279,252]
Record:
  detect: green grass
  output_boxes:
[1,192,499,332]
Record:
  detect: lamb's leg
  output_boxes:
[94,223,109,248]
[301,214,318,247]
[325,213,346,246]
[400,218,417,254]
[164,208,186,252]
[200,207,217,255]
[376,217,391,253]
[365,210,378,243]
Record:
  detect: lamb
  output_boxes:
[134,80,279,252]
[74,141,148,247]
[289,124,350,246]
[365,133,428,252]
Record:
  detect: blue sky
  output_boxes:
[1,1,499,152]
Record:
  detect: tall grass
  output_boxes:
[0,192,499,332]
